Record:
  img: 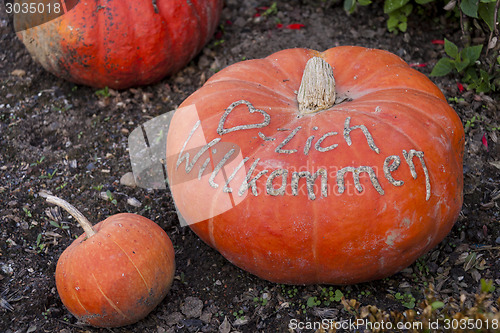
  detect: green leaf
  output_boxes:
[403,300,416,309]
[384,0,410,13]
[478,2,496,31]
[307,297,317,308]
[387,15,400,30]
[477,69,492,92]
[415,0,434,4]
[455,57,470,72]
[461,44,483,63]
[398,21,408,32]
[359,0,372,4]
[430,58,454,76]
[49,220,61,228]
[463,67,478,83]
[431,301,445,310]
[262,2,277,16]
[334,289,344,301]
[344,0,356,12]
[444,38,459,59]
[401,3,413,16]
[480,279,495,293]
[460,0,479,18]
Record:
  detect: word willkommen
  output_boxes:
[176,100,431,201]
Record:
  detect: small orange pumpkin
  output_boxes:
[43,194,175,327]
[166,47,464,285]
[14,0,222,89]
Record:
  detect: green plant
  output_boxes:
[35,233,46,253]
[281,285,299,298]
[342,0,500,93]
[345,281,499,332]
[232,309,245,319]
[431,1,500,93]
[415,257,430,276]
[30,156,45,166]
[385,0,437,33]
[344,0,435,32]
[464,115,483,132]
[23,207,32,218]
[253,296,268,306]
[95,86,110,98]
[307,296,321,307]
[480,278,496,293]
[49,220,69,230]
[394,291,416,309]
[318,287,344,306]
[55,182,68,191]
[40,168,57,180]
[92,184,104,191]
[213,39,225,47]
[344,0,372,14]
[262,2,278,16]
[104,190,117,205]
[431,39,489,89]
[433,39,483,78]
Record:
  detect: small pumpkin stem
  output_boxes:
[297,57,336,115]
[40,193,96,238]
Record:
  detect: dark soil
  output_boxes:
[1,1,499,333]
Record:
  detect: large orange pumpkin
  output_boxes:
[14,0,222,89]
[166,47,464,285]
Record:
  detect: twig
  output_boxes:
[485,0,500,57]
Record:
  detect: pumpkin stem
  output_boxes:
[297,57,336,115]
[40,192,96,238]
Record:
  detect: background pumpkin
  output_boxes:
[166,46,464,285]
[14,0,222,89]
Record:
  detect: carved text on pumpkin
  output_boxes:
[176,100,431,201]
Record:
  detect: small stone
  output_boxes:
[200,311,212,324]
[1,264,13,275]
[68,160,77,169]
[120,172,137,188]
[86,163,96,171]
[165,312,184,326]
[181,296,203,318]
[233,17,246,28]
[11,69,26,77]
[233,316,249,326]
[127,197,142,207]
[219,316,231,333]
[182,318,204,330]
[496,236,500,244]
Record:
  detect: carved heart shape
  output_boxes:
[217,100,271,135]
